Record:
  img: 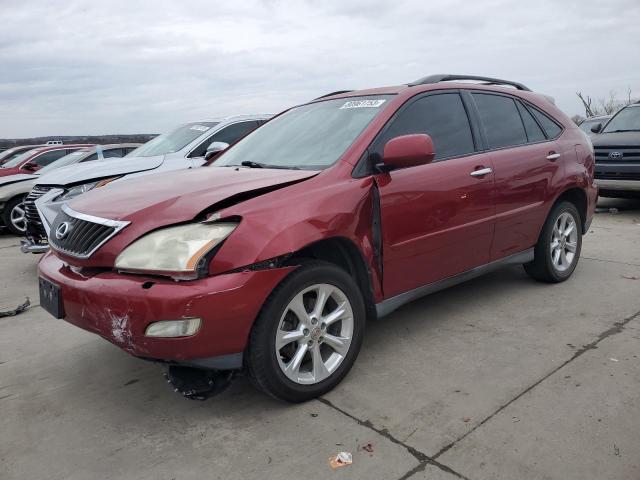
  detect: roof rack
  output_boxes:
[408,74,531,92]
[313,90,353,100]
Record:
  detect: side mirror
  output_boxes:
[204,141,230,161]
[22,162,38,171]
[590,123,602,134]
[379,134,435,172]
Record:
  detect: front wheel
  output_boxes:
[524,201,582,283]
[246,261,366,402]
[2,196,27,236]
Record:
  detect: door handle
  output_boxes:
[546,152,561,161]
[470,167,493,177]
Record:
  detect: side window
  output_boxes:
[473,93,527,149]
[188,121,259,158]
[33,150,68,166]
[103,148,124,158]
[82,153,98,161]
[516,101,546,142]
[529,107,562,139]
[376,93,475,160]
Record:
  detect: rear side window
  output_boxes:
[516,101,546,142]
[377,93,475,160]
[529,107,562,138]
[473,93,527,149]
[33,149,68,166]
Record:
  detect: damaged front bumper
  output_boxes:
[20,238,49,254]
[38,252,295,369]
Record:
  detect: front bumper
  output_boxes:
[595,178,640,192]
[38,253,295,368]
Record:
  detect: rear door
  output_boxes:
[373,92,496,297]
[470,92,563,260]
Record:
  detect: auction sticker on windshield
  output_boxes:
[339,99,386,109]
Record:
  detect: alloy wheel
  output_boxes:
[550,211,578,272]
[10,202,27,233]
[275,283,354,385]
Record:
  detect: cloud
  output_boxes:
[0,0,638,137]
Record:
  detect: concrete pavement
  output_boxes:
[1,198,639,479]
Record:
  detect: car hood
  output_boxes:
[69,166,319,224]
[591,131,640,147]
[0,173,37,187]
[36,155,165,186]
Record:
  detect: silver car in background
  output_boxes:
[23,115,270,252]
[1,144,139,236]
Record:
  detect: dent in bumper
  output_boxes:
[38,252,294,364]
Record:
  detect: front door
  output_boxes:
[372,92,496,298]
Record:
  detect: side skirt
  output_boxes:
[375,248,534,318]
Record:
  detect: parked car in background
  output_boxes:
[0,144,140,237]
[30,115,269,248]
[578,114,612,136]
[0,144,93,178]
[591,102,640,197]
[38,75,596,402]
[0,145,44,165]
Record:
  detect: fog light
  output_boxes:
[145,318,201,338]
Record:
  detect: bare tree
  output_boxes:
[577,89,639,118]
[576,92,595,117]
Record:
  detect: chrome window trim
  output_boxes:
[48,204,130,259]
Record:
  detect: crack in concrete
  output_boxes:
[0,244,20,250]
[583,256,640,267]
[430,308,640,464]
[317,397,471,480]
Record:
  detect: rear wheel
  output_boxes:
[247,261,365,402]
[524,201,582,283]
[2,196,27,236]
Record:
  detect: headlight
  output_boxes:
[58,178,119,201]
[115,222,237,277]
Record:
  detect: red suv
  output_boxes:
[38,75,597,402]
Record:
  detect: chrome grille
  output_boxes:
[24,185,53,238]
[49,206,129,259]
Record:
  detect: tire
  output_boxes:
[2,196,27,236]
[524,201,582,283]
[246,260,366,402]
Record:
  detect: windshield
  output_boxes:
[128,122,218,157]
[38,149,89,174]
[602,106,640,133]
[1,149,39,168]
[215,96,390,170]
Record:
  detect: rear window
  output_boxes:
[516,101,546,142]
[529,107,562,138]
[473,93,528,149]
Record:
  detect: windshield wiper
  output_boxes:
[239,161,301,170]
[605,129,640,133]
[241,160,265,168]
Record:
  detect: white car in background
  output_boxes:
[0,144,140,236]
[22,115,270,252]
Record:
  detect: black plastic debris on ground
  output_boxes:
[0,297,30,318]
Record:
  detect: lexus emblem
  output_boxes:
[608,151,623,159]
[55,222,71,240]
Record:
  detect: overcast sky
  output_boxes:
[1,0,639,138]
